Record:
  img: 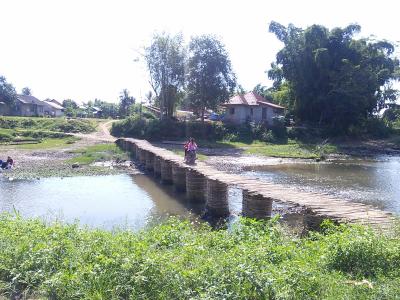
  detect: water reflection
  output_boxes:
[0,174,204,230]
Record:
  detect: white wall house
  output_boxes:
[43,100,64,117]
[222,92,285,126]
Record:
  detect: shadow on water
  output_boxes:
[133,172,206,217]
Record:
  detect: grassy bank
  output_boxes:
[0,116,97,134]
[177,139,337,159]
[230,139,338,159]
[68,143,128,165]
[0,215,399,299]
[0,117,97,148]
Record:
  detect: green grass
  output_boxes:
[0,116,97,133]
[195,139,338,159]
[0,215,399,299]
[16,136,80,149]
[239,140,338,159]
[68,143,127,165]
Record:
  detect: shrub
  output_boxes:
[260,130,275,143]
[0,132,13,142]
[364,117,392,138]
[270,116,288,142]
[325,225,400,278]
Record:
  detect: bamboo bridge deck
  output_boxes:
[117,138,396,230]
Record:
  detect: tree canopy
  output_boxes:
[21,87,32,95]
[145,32,186,119]
[0,76,17,107]
[119,89,135,118]
[186,35,236,120]
[268,21,399,133]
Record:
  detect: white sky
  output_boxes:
[1,0,399,103]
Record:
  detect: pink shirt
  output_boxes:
[187,142,197,151]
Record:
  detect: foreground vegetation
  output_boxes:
[0,215,399,299]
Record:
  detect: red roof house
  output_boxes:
[222,92,285,125]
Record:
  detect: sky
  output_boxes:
[1,0,399,104]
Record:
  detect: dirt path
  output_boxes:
[0,120,119,179]
[71,120,116,143]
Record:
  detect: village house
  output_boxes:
[0,102,10,115]
[222,91,285,125]
[14,95,64,117]
[15,95,46,117]
[43,100,64,117]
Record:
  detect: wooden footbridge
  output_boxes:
[116,138,396,230]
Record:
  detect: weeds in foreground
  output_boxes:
[0,216,399,299]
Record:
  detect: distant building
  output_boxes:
[15,95,46,117]
[222,92,285,125]
[0,102,10,116]
[46,99,63,107]
[15,95,64,117]
[43,100,64,117]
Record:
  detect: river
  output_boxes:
[244,155,400,214]
[1,155,398,230]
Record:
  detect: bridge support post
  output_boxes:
[160,159,173,184]
[145,151,154,172]
[153,156,161,177]
[186,169,206,203]
[128,142,136,158]
[138,149,146,165]
[242,190,272,219]
[206,178,229,217]
[119,139,127,150]
[172,164,186,192]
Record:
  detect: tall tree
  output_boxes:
[119,89,135,118]
[21,87,31,95]
[186,35,236,121]
[62,99,78,117]
[94,98,119,119]
[0,76,17,108]
[268,21,399,133]
[145,32,186,119]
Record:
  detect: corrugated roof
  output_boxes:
[44,100,63,110]
[17,95,45,106]
[223,92,285,109]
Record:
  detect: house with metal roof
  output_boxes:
[222,92,285,125]
[43,100,64,117]
[15,95,64,117]
[15,95,46,116]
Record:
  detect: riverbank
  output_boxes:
[0,120,132,179]
[155,136,400,172]
[0,215,399,299]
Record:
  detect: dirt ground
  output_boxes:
[0,121,123,179]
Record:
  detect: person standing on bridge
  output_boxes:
[184,138,197,164]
